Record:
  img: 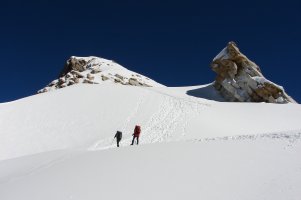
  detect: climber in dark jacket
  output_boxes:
[131,125,141,145]
[114,131,122,147]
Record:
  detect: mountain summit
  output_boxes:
[38,43,296,104]
[38,56,164,93]
[211,42,295,103]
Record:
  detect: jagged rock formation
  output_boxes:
[59,57,88,77]
[211,42,295,103]
[38,56,163,93]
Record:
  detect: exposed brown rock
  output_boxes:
[67,80,75,86]
[83,79,95,84]
[128,78,142,86]
[211,42,295,103]
[115,74,124,80]
[114,78,121,83]
[101,75,109,81]
[71,71,84,78]
[91,68,101,74]
[87,73,94,80]
[59,57,87,77]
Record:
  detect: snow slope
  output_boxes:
[1,83,301,161]
[1,134,301,200]
[1,82,301,200]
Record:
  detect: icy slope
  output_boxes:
[1,83,301,161]
[0,134,301,200]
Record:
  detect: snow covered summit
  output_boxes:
[38,56,164,93]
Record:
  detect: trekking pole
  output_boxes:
[111,138,115,145]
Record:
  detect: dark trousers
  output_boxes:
[116,139,121,147]
[131,136,139,145]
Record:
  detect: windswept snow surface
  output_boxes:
[0,83,301,199]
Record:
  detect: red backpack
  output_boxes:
[134,125,141,137]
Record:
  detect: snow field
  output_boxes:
[0,134,300,200]
[0,82,301,200]
[1,83,301,160]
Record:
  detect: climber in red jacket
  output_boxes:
[131,125,141,145]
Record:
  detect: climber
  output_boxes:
[131,125,141,145]
[114,131,122,147]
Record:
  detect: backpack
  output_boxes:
[116,131,122,139]
[134,125,141,136]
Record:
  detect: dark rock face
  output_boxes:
[59,56,87,77]
[211,42,296,103]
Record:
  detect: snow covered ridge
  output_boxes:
[211,42,296,103]
[38,56,164,93]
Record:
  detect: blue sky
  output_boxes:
[0,0,300,102]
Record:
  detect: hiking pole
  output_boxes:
[111,138,115,145]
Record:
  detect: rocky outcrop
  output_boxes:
[59,56,87,77]
[38,56,163,93]
[211,42,295,103]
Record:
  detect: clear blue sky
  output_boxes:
[0,0,300,103]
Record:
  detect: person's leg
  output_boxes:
[131,136,135,145]
[117,139,120,147]
[137,137,139,145]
